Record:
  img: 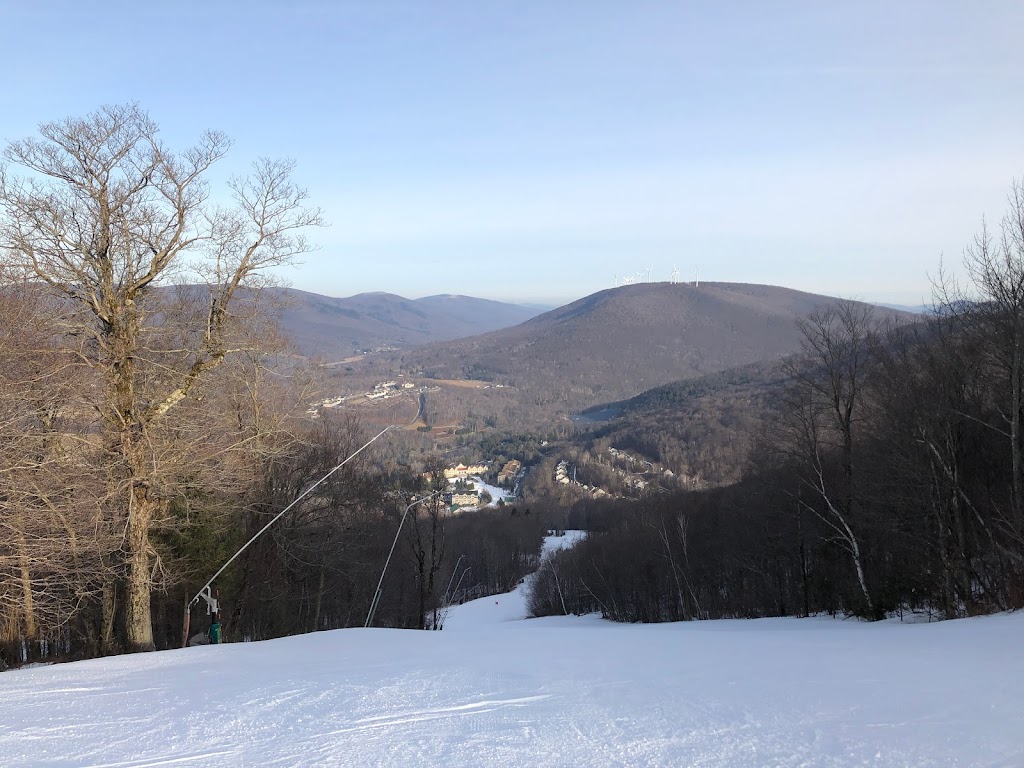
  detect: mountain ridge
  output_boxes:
[266,287,545,359]
[395,281,913,409]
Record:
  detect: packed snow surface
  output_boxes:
[2,533,1022,767]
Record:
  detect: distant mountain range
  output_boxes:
[269,289,545,359]
[395,282,913,407]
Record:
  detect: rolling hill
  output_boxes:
[268,288,545,359]
[570,360,783,487]
[396,282,911,408]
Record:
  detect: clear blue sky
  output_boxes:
[2,1,1022,306]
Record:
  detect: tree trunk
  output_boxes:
[124,485,156,653]
[848,535,873,617]
[101,578,118,655]
[798,502,810,618]
[314,566,326,632]
[15,508,38,655]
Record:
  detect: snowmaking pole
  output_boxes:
[364,489,445,628]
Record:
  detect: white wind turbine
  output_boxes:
[646,266,653,283]
[670,266,680,284]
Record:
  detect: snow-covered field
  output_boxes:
[2,532,1022,767]
[473,476,509,506]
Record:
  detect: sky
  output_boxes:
[2,1,1023,306]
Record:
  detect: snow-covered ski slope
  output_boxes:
[2,533,1022,767]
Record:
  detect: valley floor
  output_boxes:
[2,544,1021,767]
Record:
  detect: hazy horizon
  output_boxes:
[277,279,931,312]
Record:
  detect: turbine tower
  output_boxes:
[670,266,680,284]
[694,267,699,288]
[646,266,653,283]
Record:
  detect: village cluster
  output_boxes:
[554,460,610,497]
[552,447,689,498]
[364,380,415,401]
[306,379,418,417]
[435,460,522,512]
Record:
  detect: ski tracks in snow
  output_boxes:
[1,603,1023,766]
[329,694,554,733]
[81,750,241,768]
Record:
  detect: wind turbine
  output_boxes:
[694,267,699,288]
[646,266,653,283]
[670,266,680,284]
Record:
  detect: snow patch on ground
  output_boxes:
[469,476,512,507]
[1,533,1021,767]
[540,529,586,558]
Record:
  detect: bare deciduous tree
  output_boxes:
[0,104,322,652]
[959,180,1024,536]
[780,301,882,617]
[0,278,109,662]
[408,462,447,629]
